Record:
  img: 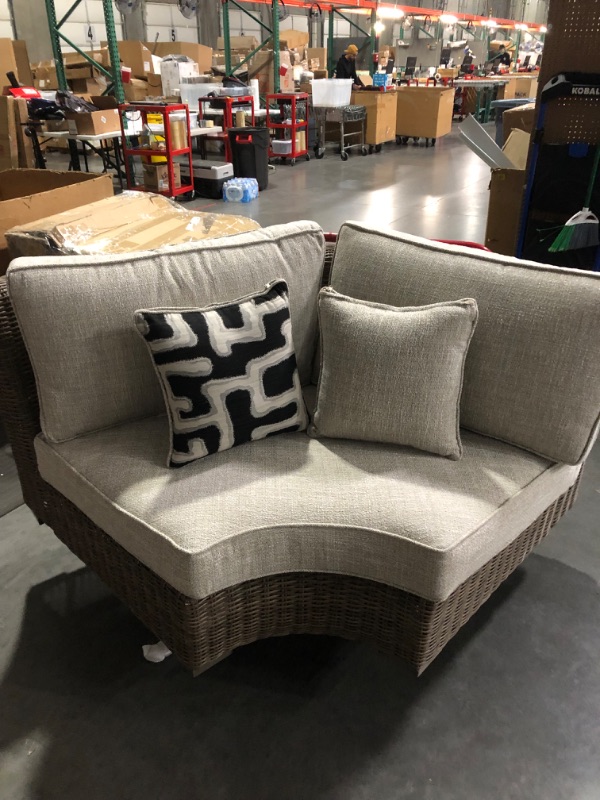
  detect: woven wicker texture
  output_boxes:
[0,273,580,675]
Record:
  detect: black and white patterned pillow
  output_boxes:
[135,279,308,467]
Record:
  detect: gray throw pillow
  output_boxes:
[309,288,478,460]
[135,279,308,467]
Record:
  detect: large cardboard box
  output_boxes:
[248,50,294,94]
[33,62,59,91]
[307,47,328,70]
[502,103,536,145]
[104,41,155,79]
[351,90,397,145]
[65,108,121,136]
[150,43,213,74]
[146,74,163,95]
[0,96,19,171]
[396,86,454,139]
[70,77,107,95]
[0,39,32,87]
[485,168,527,256]
[217,36,258,51]
[6,193,260,258]
[124,78,149,102]
[0,170,113,273]
[278,29,309,50]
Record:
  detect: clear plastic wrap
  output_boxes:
[6,192,260,259]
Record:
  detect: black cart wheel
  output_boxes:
[361,146,368,156]
[432,138,437,147]
[315,147,325,160]
[401,137,409,145]
[395,135,401,145]
[375,144,382,153]
[290,158,296,166]
[305,153,311,161]
[368,145,374,154]
[341,150,349,161]
[412,138,419,146]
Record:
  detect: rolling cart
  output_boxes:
[120,103,194,199]
[266,93,310,166]
[313,105,368,161]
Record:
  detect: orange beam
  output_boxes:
[230,0,546,30]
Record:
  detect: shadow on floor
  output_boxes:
[1,554,599,800]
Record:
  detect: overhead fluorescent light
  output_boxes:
[377,7,405,20]
[539,25,548,33]
[481,18,498,27]
[440,14,458,25]
[374,20,386,33]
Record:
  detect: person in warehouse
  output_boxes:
[335,44,365,89]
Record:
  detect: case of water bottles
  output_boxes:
[222,177,259,203]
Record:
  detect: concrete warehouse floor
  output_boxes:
[1,130,599,800]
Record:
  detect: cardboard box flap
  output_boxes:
[459,114,519,169]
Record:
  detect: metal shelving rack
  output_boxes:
[44,0,124,103]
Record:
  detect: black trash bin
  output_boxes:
[227,127,269,190]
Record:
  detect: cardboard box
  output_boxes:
[142,162,181,192]
[502,102,536,144]
[146,74,163,95]
[65,108,121,136]
[70,77,107,95]
[351,90,397,145]
[307,48,328,70]
[0,39,32,87]
[150,43,213,74]
[6,193,261,259]
[217,36,258,51]
[104,41,155,79]
[0,96,19,171]
[33,63,59,91]
[438,67,459,79]
[485,168,527,256]
[278,30,309,50]
[13,98,35,169]
[396,86,454,139]
[0,170,113,273]
[248,50,294,94]
[124,78,149,102]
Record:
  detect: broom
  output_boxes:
[549,146,600,253]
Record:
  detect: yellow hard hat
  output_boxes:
[344,44,359,55]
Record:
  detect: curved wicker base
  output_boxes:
[39,477,579,675]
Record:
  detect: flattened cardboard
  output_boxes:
[6,193,260,259]
[0,170,113,273]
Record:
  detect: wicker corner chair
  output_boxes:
[0,222,596,676]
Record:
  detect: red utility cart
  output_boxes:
[120,102,194,199]
[266,93,310,166]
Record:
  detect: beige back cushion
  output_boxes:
[9,221,324,443]
[330,223,600,465]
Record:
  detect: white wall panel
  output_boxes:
[49,0,123,51]
[145,1,199,44]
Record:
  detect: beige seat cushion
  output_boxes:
[35,416,579,603]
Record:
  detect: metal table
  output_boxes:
[45,127,223,187]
